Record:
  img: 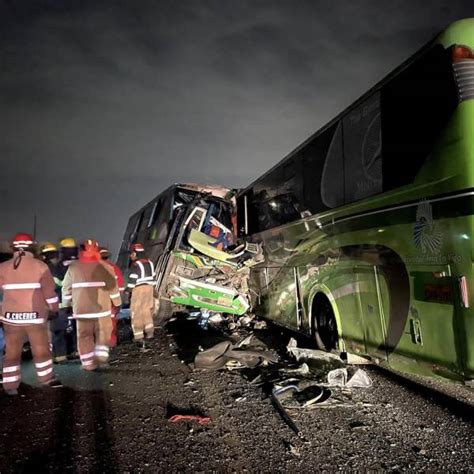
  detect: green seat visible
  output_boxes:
[188,229,237,265]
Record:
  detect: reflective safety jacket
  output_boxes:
[0,251,59,325]
[62,261,121,319]
[127,259,156,289]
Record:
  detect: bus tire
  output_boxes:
[312,294,338,351]
[156,298,173,323]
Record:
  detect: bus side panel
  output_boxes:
[300,254,385,358]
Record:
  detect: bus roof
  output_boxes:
[129,182,235,219]
[236,20,470,197]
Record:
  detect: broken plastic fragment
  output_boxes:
[346,369,372,388]
[327,368,348,387]
[292,386,324,406]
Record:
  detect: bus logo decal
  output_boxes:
[413,200,443,254]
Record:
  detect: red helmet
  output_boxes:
[12,232,35,250]
[131,243,145,253]
[81,239,100,252]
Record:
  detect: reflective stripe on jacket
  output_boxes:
[127,259,156,289]
[62,261,121,318]
[0,252,58,325]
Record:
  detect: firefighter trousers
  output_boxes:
[76,317,112,370]
[131,285,154,341]
[3,323,54,391]
[50,308,70,361]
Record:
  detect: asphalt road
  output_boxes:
[0,319,473,473]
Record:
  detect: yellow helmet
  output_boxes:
[59,237,77,248]
[41,242,58,254]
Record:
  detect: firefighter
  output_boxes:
[127,243,156,343]
[59,237,78,266]
[40,242,60,358]
[62,240,121,370]
[0,233,62,395]
[42,238,77,363]
[40,242,59,266]
[100,246,125,347]
[57,237,79,360]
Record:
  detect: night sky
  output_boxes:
[1,0,473,255]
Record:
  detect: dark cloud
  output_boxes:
[0,0,473,253]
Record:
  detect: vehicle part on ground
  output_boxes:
[270,386,300,435]
[287,338,344,369]
[194,339,278,370]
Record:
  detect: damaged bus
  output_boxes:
[118,183,262,322]
[237,19,474,383]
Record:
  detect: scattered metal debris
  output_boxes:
[270,386,300,434]
[280,363,311,377]
[286,338,345,369]
[194,338,278,370]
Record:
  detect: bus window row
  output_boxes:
[237,44,458,236]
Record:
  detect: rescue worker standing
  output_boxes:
[40,242,59,267]
[100,247,125,347]
[40,242,64,361]
[0,233,61,395]
[62,240,121,370]
[57,237,79,359]
[127,244,156,343]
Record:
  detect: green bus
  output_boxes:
[236,18,474,383]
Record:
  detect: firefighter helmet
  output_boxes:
[99,246,110,258]
[59,237,77,248]
[130,243,145,253]
[41,242,58,254]
[11,232,35,250]
[81,239,99,251]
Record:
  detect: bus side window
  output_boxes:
[147,200,159,228]
[343,92,383,203]
[381,44,457,190]
[320,121,345,208]
[130,211,144,243]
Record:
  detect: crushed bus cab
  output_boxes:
[117,183,263,324]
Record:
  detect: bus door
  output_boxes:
[386,263,459,377]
